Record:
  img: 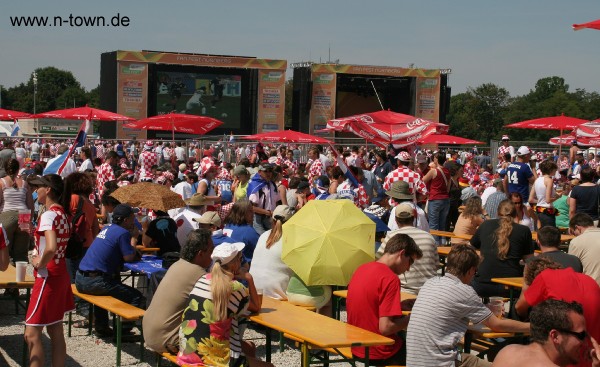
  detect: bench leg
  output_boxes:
[265,328,272,363]
[68,312,72,337]
[301,342,309,367]
[139,320,144,362]
[88,304,93,335]
[116,316,123,367]
[279,332,285,352]
[363,346,370,367]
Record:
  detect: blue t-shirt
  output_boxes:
[79,224,134,274]
[506,162,533,201]
[222,224,260,263]
[215,179,233,203]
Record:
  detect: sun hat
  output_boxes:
[211,242,245,265]
[193,211,221,227]
[233,165,249,176]
[193,162,200,170]
[395,151,412,162]
[272,205,295,222]
[516,146,531,156]
[395,203,416,219]
[185,193,211,207]
[385,181,413,200]
[460,187,479,202]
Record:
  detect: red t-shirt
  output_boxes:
[347,261,403,360]
[525,267,600,367]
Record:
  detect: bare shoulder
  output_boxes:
[493,344,558,367]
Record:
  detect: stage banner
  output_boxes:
[116,61,148,140]
[415,76,441,121]
[309,71,337,134]
[117,50,287,70]
[257,70,286,133]
[311,64,440,78]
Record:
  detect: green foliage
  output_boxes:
[449,76,600,144]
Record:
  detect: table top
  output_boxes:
[0,264,35,288]
[123,256,164,278]
[490,277,524,289]
[136,245,161,253]
[433,232,573,243]
[467,323,526,339]
[332,289,417,301]
[250,297,395,349]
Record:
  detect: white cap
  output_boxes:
[211,242,245,265]
[517,146,531,156]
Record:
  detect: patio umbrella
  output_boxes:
[548,133,599,147]
[506,114,589,155]
[110,182,185,212]
[0,108,31,120]
[575,120,600,137]
[573,19,600,31]
[323,110,447,148]
[281,200,375,286]
[123,112,223,141]
[32,105,135,121]
[418,133,483,145]
[241,129,331,144]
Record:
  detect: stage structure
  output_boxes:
[291,63,451,135]
[100,50,287,139]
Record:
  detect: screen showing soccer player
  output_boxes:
[156,71,242,129]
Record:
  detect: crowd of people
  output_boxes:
[1,134,600,367]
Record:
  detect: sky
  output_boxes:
[1,0,599,97]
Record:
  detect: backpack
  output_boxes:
[65,195,86,259]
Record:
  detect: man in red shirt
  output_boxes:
[347,233,423,365]
[515,257,600,366]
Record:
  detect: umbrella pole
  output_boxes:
[558,128,563,158]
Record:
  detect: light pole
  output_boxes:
[32,72,38,114]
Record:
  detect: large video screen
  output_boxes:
[155,71,243,130]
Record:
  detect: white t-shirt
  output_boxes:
[249,230,293,300]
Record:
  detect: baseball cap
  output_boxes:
[501,135,510,141]
[178,163,187,171]
[193,162,200,170]
[395,203,415,219]
[112,204,139,219]
[233,165,249,176]
[395,151,412,162]
[272,205,295,222]
[258,163,274,171]
[193,211,221,227]
[516,146,531,156]
[297,181,310,190]
[211,242,245,265]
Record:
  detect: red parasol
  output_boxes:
[32,105,135,121]
[574,120,600,137]
[505,114,588,131]
[548,133,600,147]
[324,110,447,148]
[0,108,31,121]
[573,19,600,31]
[123,112,223,140]
[241,130,331,144]
[418,134,483,145]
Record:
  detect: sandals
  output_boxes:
[73,320,90,328]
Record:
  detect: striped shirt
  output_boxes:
[406,274,492,367]
[376,226,438,295]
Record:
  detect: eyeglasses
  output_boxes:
[556,329,587,341]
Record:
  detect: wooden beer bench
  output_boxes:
[68,284,145,367]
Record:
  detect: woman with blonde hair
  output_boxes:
[249,205,295,299]
[451,196,486,245]
[470,199,534,297]
[178,242,262,367]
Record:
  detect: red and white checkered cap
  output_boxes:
[200,157,217,176]
[395,151,412,162]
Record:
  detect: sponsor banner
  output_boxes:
[117,50,287,70]
[309,72,337,134]
[311,64,440,78]
[257,70,285,133]
[415,76,441,121]
[117,61,148,139]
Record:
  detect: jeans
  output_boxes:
[428,199,450,244]
[253,214,272,235]
[75,271,145,331]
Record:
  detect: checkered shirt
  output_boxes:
[559,157,570,171]
[217,202,235,223]
[589,159,600,170]
[138,150,158,181]
[284,159,298,175]
[497,145,513,159]
[336,180,369,209]
[308,159,324,184]
[96,145,105,161]
[97,162,115,198]
[463,162,480,180]
[163,147,173,160]
[383,166,428,196]
[36,206,70,264]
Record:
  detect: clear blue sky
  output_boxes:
[1,0,599,97]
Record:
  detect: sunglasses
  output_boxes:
[512,201,522,205]
[557,329,587,341]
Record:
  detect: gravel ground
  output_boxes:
[0,265,351,367]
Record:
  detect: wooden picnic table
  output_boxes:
[430,230,574,243]
[464,323,528,353]
[249,296,394,367]
[332,289,414,319]
[135,245,161,253]
[491,277,524,318]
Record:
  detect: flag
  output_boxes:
[328,143,359,187]
[44,119,90,175]
[11,122,20,137]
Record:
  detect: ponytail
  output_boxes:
[266,219,284,249]
[494,200,516,260]
[210,260,233,322]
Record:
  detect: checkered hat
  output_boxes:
[395,151,412,162]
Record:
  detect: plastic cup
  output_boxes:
[487,296,504,318]
[15,261,28,282]
[256,289,264,309]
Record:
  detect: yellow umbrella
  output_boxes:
[281,200,375,286]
